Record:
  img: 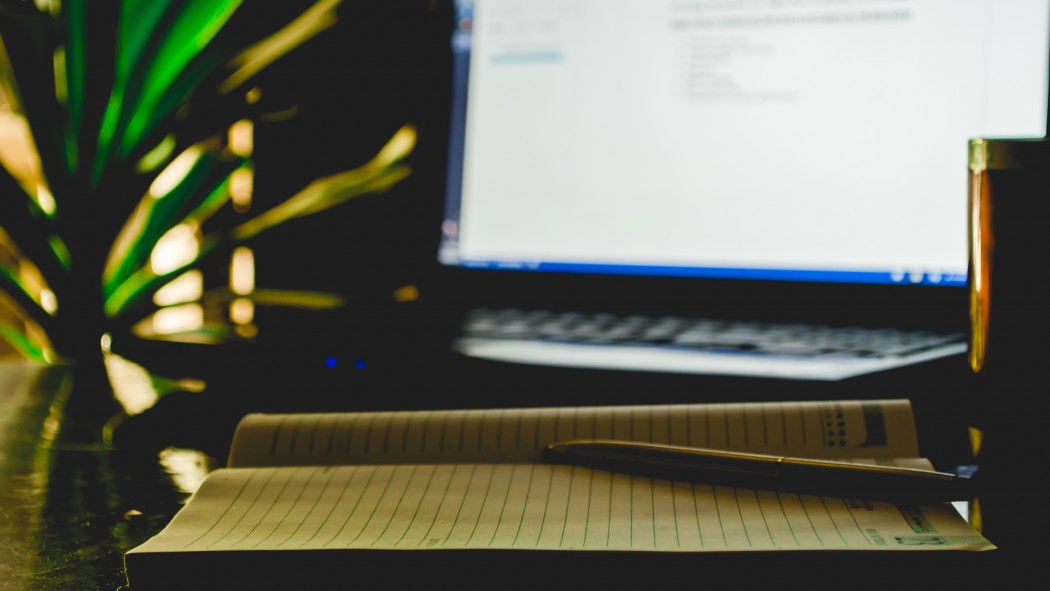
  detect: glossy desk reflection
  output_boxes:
[0,363,210,590]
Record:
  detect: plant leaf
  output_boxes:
[0,4,73,188]
[102,144,242,299]
[94,0,242,181]
[0,164,67,287]
[116,0,179,85]
[61,0,120,184]
[237,164,412,242]
[209,287,345,310]
[218,0,341,95]
[93,0,184,179]
[114,0,350,169]
[0,265,56,360]
[0,111,51,215]
[102,228,227,321]
[103,124,416,319]
[108,150,408,318]
[231,124,416,241]
[130,316,247,345]
[60,0,86,136]
[0,320,48,363]
[116,0,243,157]
[0,262,54,335]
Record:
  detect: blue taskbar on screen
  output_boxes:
[453,258,967,287]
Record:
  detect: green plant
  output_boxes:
[0,1,414,417]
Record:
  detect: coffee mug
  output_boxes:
[967,136,1050,548]
[968,137,1050,400]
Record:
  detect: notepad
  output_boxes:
[124,400,992,589]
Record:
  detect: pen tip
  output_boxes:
[542,442,571,460]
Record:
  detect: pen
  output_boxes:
[543,440,976,503]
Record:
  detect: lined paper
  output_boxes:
[227,399,920,467]
[134,463,992,554]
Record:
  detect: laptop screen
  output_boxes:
[438,0,1050,287]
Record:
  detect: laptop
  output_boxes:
[428,0,1050,382]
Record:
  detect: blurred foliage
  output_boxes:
[0,1,415,374]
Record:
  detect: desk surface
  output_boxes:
[0,363,191,590]
[0,358,1045,590]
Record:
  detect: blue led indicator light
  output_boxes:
[325,356,337,368]
[355,359,366,370]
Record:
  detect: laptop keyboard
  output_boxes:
[455,308,968,381]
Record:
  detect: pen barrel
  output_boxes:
[544,442,974,503]
[774,460,972,503]
[544,443,783,486]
